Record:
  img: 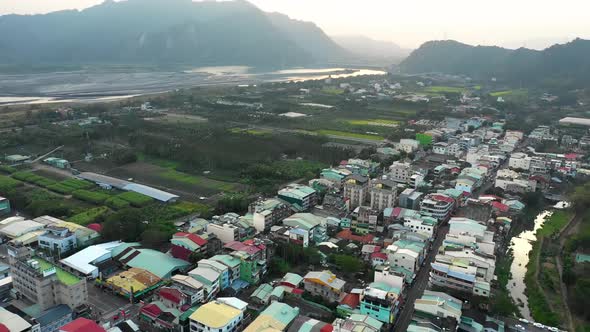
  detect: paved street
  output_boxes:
[393,224,449,332]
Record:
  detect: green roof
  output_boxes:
[124,248,190,278]
[576,253,590,263]
[261,302,299,325]
[283,213,324,230]
[111,242,140,257]
[282,272,303,286]
[210,254,241,268]
[179,306,200,321]
[369,281,400,294]
[271,286,285,299]
[251,283,273,302]
[34,257,81,286]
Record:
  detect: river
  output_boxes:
[0,67,387,106]
[507,210,552,320]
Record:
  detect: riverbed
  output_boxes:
[507,210,552,320]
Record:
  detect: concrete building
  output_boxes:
[60,241,122,279]
[189,297,247,332]
[420,194,455,221]
[244,302,299,332]
[170,274,205,305]
[369,177,397,211]
[414,290,462,321]
[282,213,327,246]
[343,174,369,210]
[188,267,220,301]
[397,139,420,153]
[0,196,10,215]
[495,169,537,193]
[250,198,292,233]
[170,232,208,262]
[8,245,88,311]
[207,223,240,244]
[332,314,383,332]
[37,226,77,255]
[403,216,437,239]
[359,282,401,324]
[508,152,531,171]
[277,184,317,211]
[303,270,346,303]
[389,162,412,184]
[430,256,491,297]
[398,189,423,210]
[198,259,230,291]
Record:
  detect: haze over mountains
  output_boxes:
[400,38,590,86]
[331,35,410,64]
[0,0,350,68]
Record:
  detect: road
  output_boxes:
[393,224,449,332]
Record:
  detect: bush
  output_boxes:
[12,171,56,188]
[47,184,75,195]
[105,197,131,210]
[72,189,110,204]
[117,191,153,207]
[0,176,22,191]
[61,179,94,190]
[68,206,109,225]
[0,165,17,174]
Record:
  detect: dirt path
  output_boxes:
[554,213,579,332]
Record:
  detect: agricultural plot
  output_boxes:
[68,206,109,225]
[117,191,153,207]
[12,171,57,188]
[424,86,466,94]
[316,130,384,141]
[72,189,111,204]
[0,175,22,191]
[344,119,400,127]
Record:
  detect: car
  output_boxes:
[547,327,558,332]
[514,324,525,331]
[533,322,544,328]
[199,196,207,200]
[519,318,530,324]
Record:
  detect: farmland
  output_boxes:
[316,130,385,141]
[424,85,465,94]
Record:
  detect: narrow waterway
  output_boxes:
[507,210,552,320]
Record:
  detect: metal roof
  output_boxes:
[123,183,179,202]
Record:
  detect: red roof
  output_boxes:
[336,229,374,244]
[321,324,334,332]
[174,232,207,246]
[292,288,304,295]
[141,303,163,318]
[0,324,9,332]
[490,201,510,213]
[339,292,360,309]
[565,153,577,160]
[224,240,264,255]
[371,252,388,260]
[159,287,184,304]
[86,223,102,232]
[431,194,455,204]
[60,318,105,332]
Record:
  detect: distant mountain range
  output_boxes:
[0,0,351,68]
[400,38,590,86]
[332,35,410,63]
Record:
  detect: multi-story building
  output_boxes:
[397,139,420,153]
[360,282,401,324]
[197,259,230,291]
[398,189,423,210]
[303,270,346,303]
[508,152,531,171]
[170,274,205,305]
[8,245,88,311]
[277,184,317,211]
[343,174,369,210]
[369,177,397,211]
[282,213,327,246]
[351,206,379,233]
[430,256,490,297]
[389,162,412,184]
[188,267,220,301]
[210,254,241,286]
[189,298,247,332]
[420,194,455,221]
[170,232,208,262]
[243,302,299,332]
[320,168,351,188]
[249,198,292,232]
[403,216,437,238]
[332,314,383,332]
[206,223,240,244]
[414,290,462,321]
[37,226,77,255]
[495,169,537,193]
[432,142,448,155]
[224,240,268,285]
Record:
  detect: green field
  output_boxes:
[316,130,384,141]
[68,206,109,225]
[424,86,465,93]
[160,169,238,191]
[117,191,154,207]
[490,89,528,97]
[345,119,400,127]
[321,87,345,95]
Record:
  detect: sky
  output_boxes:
[0,0,588,49]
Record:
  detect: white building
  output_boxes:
[508,153,531,171]
[389,162,412,184]
[432,142,448,155]
[369,178,397,211]
[60,241,122,278]
[396,139,420,153]
[189,297,247,332]
[414,290,462,321]
[206,223,239,244]
[387,247,419,273]
[38,226,77,254]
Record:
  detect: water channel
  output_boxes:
[507,210,552,320]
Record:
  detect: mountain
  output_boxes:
[0,0,344,68]
[267,12,348,62]
[332,35,410,61]
[399,39,590,86]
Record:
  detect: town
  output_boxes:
[0,70,588,332]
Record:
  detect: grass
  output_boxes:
[105,196,131,209]
[171,201,211,215]
[321,87,344,95]
[538,211,571,237]
[424,86,465,94]
[0,165,17,174]
[316,130,384,141]
[490,89,528,99]
[0,175,22,191]
[137,153,180,169]
[160,169,237,191]
[72,189,111,204]
[68,206,109,225]
[117,191,153,207]
[34,257,81,286]
[345,119,400,127]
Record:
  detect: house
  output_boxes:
[171,232,208,262]
[303,271,346,303]
[140,301,182,331]
[343,174,369,210]
[282,213,327,246]
[35,304,72,332]
[351,206,379,233]
[198,259,230,291]
[59,318,105,332]
[332,314,383,332]
[250,198,292,232]
[189,297,248,332]
[224,240,268,285]
[414,290,462,321]
[188,267,220,301]
[171,274,205,305]
[37,226,77,255]
[360,282,401,324]
[158,287,190,310]
[403,216,437,239]
[244,302,299,332]
[386,241,424,273]
[206,223,240,244]
[430,257,491,297]
[396,139,420,153]
[389,162,413,184]
[210,254,242,287]
[278,184,317,211]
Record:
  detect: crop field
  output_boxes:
[490,89,528,97]
[321,87,344,95]
[344,119,400,127]
[160,169,238,191]
[424,86,466,93]
[229,128,272,135]
[316,130,385,141]
[145,113,208,125]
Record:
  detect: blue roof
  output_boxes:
[123,183,179,202]
[36,304,72,325]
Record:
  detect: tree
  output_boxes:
[101,208,145,242]
[141,229,170,249]
[331,254,363,273]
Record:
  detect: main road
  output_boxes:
[393,224,449,332]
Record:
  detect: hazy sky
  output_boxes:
[0,0,588,49]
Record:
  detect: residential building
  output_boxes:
[343,174,369,210]
[8,245,88,311]
[420,194,455,221]
[250,198,292,232]
[278,184,317,211]
[373,267,405,290]
[60,241,122,279]
[171,274,205,305]
[243,302,299,332]
[433,142,448,155]
[369,177,397,211]
[398,189,423,210]
[140,301,182,331]
[224,240,268,285]
[414,290,462,321]
[171,233,207,262]
[430,256,491,297]
[494,169,537,193]
[397,139,420,153]
[359,282,401,324]
[351,206,379,233]
[157,287,190,310]
[282,213,327,246]
[189,297,247,332]
[386,240,425,273]
[210,254,242,286]
[0,196,10,215]
[319,168,351,188]
[403,216,437,238]
[59,318,105,332]
[206,223,240,244]
[188,267,220,301]
[332,314,383,332]
[37,226,77,255]
[36,304,72,332]
[389,162,412,184]
[508,152,531,171]
[288,316,332,332]
[303,270,346,303]
[198,259,230,291]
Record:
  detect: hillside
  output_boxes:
[0,0,345,68]
[399,38,590,86]
[332,35,410,61]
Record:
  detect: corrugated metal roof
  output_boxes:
[122,183,179,202]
